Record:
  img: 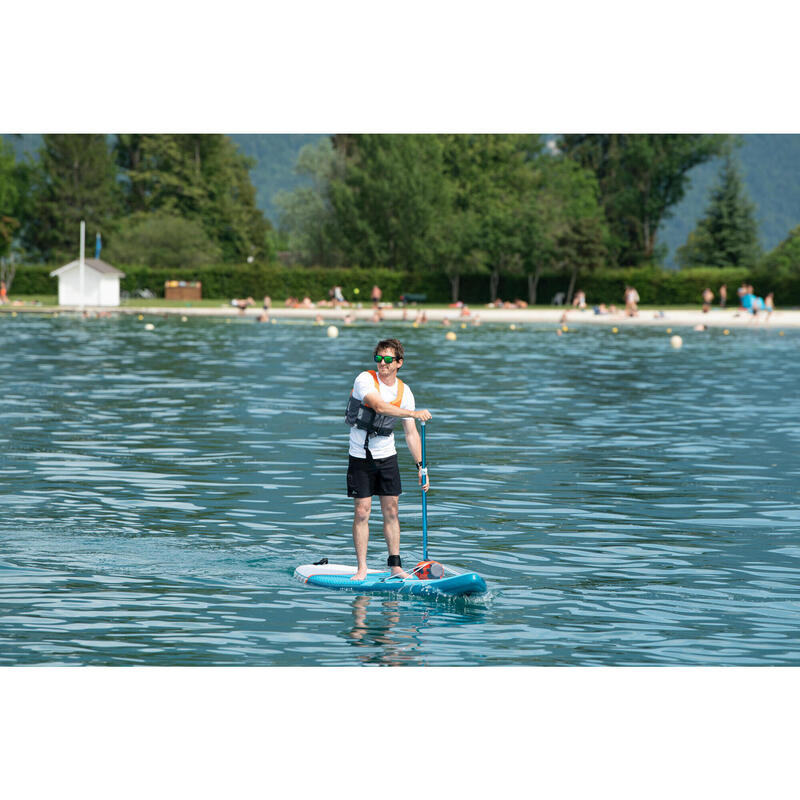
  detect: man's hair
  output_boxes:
[374,338,404,361]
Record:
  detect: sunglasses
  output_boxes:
[374,354,398,364]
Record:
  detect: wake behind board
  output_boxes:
[294,563,487,597]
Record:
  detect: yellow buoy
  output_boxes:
[612,326,618,333]
[445,331,457,341]
[723,329,730,335]
[137,314,143,321]
[270,318,276,324]
[510,324,516,331]
[779,331,785,336]
[460,322,467,329]
[11,311,17,317]
[412,322,419,328]
[562,325,568,332]
[666,328,672,333]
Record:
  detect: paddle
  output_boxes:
[421,420,428,560]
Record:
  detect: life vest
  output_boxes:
[345,370,405,437]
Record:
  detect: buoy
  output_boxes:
[562,325,568,332]
[779,331,785,336]
[137,314,143,321]
[670,335,683,349]
[270,318,276,324]
[510,324,516,330]
[412,322,419,328]
[327,325,339,338]
[460,323,467,329]
[612,327,618,333]
[666,327,672,333]
[723,329,730,335]
[144,323,155,331]
[445,331,457,341]
[11,311,17,317]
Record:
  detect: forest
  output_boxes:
[2,134,798,304]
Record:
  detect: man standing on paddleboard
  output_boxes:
[344,338,432,581]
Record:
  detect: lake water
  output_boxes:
[1,312,799,666]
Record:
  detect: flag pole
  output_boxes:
[79,220,85,312]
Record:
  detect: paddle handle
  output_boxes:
[421,421,428,560]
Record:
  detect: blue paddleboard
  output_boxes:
[294,563,487,597]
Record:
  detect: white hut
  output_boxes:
[49,258,125,307]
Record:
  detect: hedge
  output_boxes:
[9,262,800,306]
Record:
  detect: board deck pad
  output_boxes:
[294,563,487,597]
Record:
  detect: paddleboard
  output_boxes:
[294,563,487,597]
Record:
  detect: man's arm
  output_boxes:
[402,417,430,492]
[363,391,431,422]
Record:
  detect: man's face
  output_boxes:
[375,348,401,381]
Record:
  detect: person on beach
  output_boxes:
[764,292,774,321]
[624,285,640,316]
[371,285,382,307]
[572,290,587,310]
[344,338,432,581]
[737,282,748,307]
[719,284,727,309]
[702,287,714,313]
[0,280,7,305]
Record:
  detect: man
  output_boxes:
[344,338,432,581]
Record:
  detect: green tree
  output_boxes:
[105,212,222,269]
[559,134,728,266]
[24,134,119,261]
[519,153,607,304]
[676,155,761,268]
[327,134,451,272]
[757,224,800,284]
[273,138,345,266]
[0,138,28,258]
[436,134,542,302]
[115,134,273,263]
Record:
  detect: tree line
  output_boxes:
[276,134,783,303]
[0,134,273,271]
[2,133,794,304]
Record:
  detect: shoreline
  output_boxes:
[1,303,797,329]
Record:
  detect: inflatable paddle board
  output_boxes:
[294,562,487,597]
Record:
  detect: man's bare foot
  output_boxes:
[350,569,368,581]
[389,567,409,579]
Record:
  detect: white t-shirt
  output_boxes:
[348,370,416,459]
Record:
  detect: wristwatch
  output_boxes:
[415,461,423,469]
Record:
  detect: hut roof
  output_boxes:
[50,258,125,278]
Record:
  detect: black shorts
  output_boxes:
[347,454,402,498]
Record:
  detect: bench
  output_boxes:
[399,293,427,305]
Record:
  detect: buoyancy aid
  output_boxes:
[345,370,405,437]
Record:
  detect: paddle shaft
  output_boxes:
[421,421,428,560]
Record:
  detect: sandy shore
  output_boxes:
[3,303,798,328]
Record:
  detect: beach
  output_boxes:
[3,302,798,329]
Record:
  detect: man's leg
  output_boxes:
[379,494,408,577]
[351,496,372,581]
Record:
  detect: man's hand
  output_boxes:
[418,466,430,492]
[414,409,432,422]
